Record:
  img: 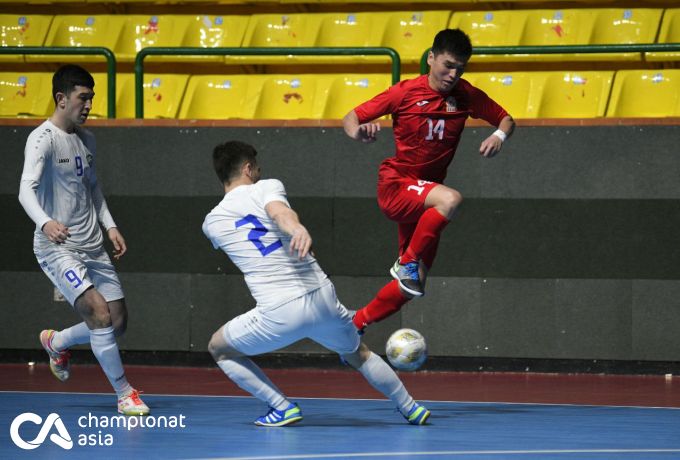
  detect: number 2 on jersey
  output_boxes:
[425,119,445,140]
[236,214,283,256]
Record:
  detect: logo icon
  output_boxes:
[10,413,73,450]
[416,100,429,107]
[445,96,457,112]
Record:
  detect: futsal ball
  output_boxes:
[385,328,427,371]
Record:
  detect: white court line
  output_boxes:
[1,390,679,411]
[191,449,680,460]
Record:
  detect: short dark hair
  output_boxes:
[431,28,473,60]
[212,140,258,184]
[52,64,94,103]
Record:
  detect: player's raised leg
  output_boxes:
[75,288,149,416]
[392,184,461,296]
[208,323,301,427]
[40,301,127,382]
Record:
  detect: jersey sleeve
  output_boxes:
[91,173,117,230]
[18,128,52,229]
[353,82,405,123]
[466,83,509,126]
[259,179,290,208]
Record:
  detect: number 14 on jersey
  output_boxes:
[425,119,445,141]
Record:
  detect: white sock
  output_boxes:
[356,352,414,414]
[51,322,90,351]
[89,326,131,396]
[217,357,289,410]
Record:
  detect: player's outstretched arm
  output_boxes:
[342,110,380,143]
[265,201,312,259]
[479,115,516,158]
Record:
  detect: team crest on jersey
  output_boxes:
[86,154,93,165]
[445,96,457,112]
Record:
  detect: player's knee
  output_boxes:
[442,189,463,213]
[112,314,127,337]
[208,331,226,361]
[77,302,111,329]
[341,342,371,368]
[357,342,372,361]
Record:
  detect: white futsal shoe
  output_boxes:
[118,388,150,416]
[40,329,71,382]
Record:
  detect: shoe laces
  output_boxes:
[125,389,145,405]
[53,351,70,366]
[262,407,282,422]
[403,262,420,281]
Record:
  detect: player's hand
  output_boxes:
[479,134,503,158]
[356,123,380,143]
[289,226,312,260]
[107,227,127,260]
[42,220,70,244]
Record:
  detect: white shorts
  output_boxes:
[223,282,360,356]
[35,245,124,307]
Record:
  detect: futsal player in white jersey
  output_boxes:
[203,140,431,426]
[18,65,149,416]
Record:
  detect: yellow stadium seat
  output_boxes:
[468,72,540,118]
[114,15,192,62]
[606,70,680,117]
[448,11,525,62]
[646,9,680,62]
[228,14,323,64]
[0,72,53,117]
[28,15,124,63]
[520,9,662,62]
[537,71,614,118]
[313,13,389,64]
[253,75,333,119]
[323,74,391,119]
[382,11,451,64]
[114,73,189,119]
[589,9,662,61]
[176,15,249,62]
[521,10,595,46]
[316,13,386,47]
[178,75,265,119]
[89,73,129,119]
[0,15,53,62]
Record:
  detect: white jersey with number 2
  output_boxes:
[202,179,329,310]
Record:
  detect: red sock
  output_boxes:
[352,280,410,329]
[401,208,449,264]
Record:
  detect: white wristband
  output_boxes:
[492,129,507,142]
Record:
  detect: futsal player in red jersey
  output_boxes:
[343,29,516,332]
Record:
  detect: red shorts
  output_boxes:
[377,177,441,268]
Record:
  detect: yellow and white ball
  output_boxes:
[385,328,427,371]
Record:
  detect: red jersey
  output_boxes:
[354,74,508,183]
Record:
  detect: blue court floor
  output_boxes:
[1,391,680,460]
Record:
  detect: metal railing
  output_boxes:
[0,47,117,118]
[134,47,401,118]
[420,43,680,74]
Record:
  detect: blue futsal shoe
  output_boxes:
[390,258,424,297]
[254,403,302,427]
[402,402,431,425]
